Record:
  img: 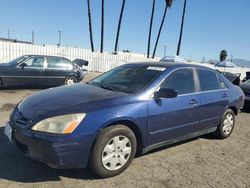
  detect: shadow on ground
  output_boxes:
[0,127,97,183]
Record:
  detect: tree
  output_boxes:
[220,50,227,61]
[152,0,174,58]
[147,0,156,58]
[100,0,104,53]
[176,0,187,56]
[87,0,94,52]
[114,0,126,54]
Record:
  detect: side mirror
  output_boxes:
[154,88,178,99]
[20,63,27,69]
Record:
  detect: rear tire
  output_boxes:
[89,125,137,178]
[214,109,235,139]
[64,76,77,85]
[0,78,3,88]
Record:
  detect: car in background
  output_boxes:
[215,61,238,68]
[220,71,241,86]
[242,72,250,82]
[240,79,250,102]
[0,55,88,88]
[5,62,245,178]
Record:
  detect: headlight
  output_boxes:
[32,113,86,134]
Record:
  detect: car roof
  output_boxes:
[125,61,215,71]
[22,55,70,60]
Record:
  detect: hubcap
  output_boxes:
[102,135,132,171]
[222,114,234,135]
[65,78,76,85]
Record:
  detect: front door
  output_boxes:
[14,56,46,87]
[148,68,200,145]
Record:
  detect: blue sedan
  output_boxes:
[4,62,245,178]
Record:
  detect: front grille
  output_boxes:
[10,108,32,128]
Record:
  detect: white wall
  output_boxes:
[0,41,159,72]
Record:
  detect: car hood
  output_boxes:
[18,83,128,121]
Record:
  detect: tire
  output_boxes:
[89,125,137,178]
[214,109,235,139]
[64,76,77,85]
[0,78,3,88]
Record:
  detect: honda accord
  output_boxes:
[4,62,245,178]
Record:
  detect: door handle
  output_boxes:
[190,99,199,105]
[222,94,228,99]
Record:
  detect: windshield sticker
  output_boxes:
[147,67,166,71]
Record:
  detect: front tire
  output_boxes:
[89,125,137,178]
[214,109,235,139]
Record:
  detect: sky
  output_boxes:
[0,0,249,61]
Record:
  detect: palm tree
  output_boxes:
[87,0,94,52]
[100,0,104,53]
[220,50,227,61]
[176,0,187,56]
[152,0,174,58]
[114,0,126,54]
[147,0,156,58]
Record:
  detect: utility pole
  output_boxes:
[164,45,167,57]
[231,54,233,62]
[58,30,62,46]
[32,31,34,44]
[8,29,10,39]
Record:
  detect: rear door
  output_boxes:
[148,68,201,145]
[44,57,73,86]
[196,68,230,131]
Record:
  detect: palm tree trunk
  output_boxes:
[114,0,126,54]
[152,5,168,58]
[176,0,187,56]
[100,0,104,53]
[147,0,155,58]
[87,0,94,52]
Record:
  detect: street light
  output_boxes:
[58,30,62,46]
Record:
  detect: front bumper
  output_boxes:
[10,121,93,169]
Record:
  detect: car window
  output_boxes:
[161,68,195,95]
[47,57,72,69]
[61,59,73,69]
[22,57,44,68]
[197,69,221,91]
[218,74,229,89]
[46,57,62,68]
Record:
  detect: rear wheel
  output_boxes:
[64,76,77,85]
[89,125,137,178]
[0,78,3,88]
[214,109,235,139]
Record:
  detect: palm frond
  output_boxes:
[165,0,174,8]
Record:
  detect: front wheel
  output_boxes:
[89,125,137,178]
[214,109,235,139]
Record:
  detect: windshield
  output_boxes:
[5,56,29,65]
[88,65,165,94]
